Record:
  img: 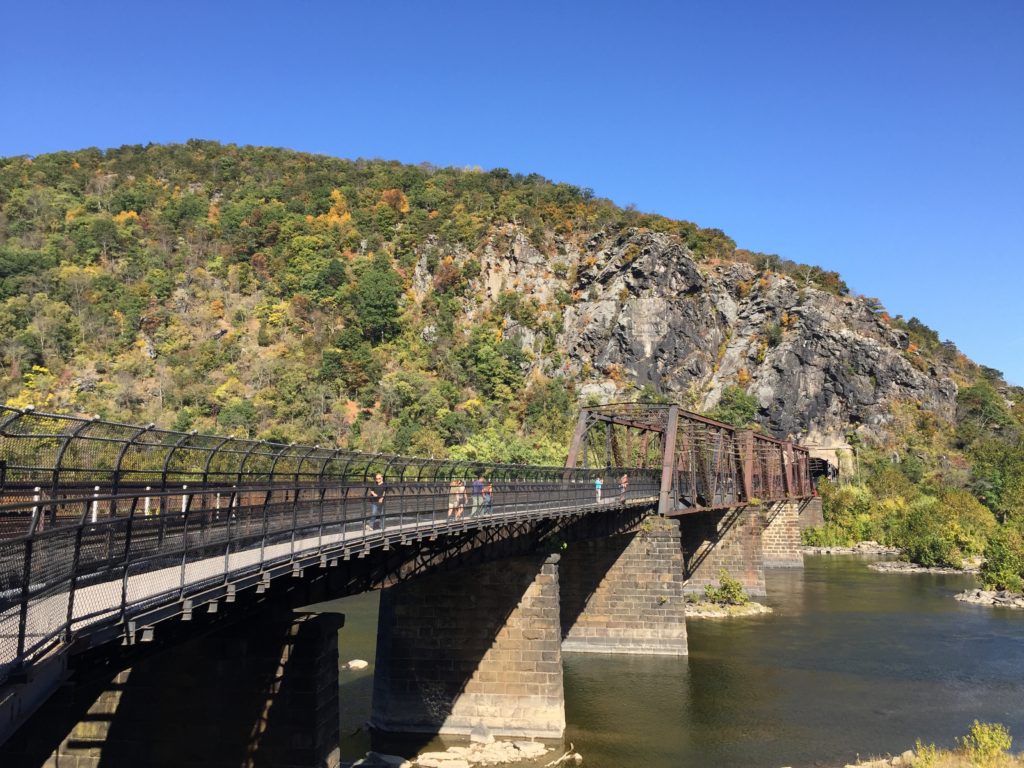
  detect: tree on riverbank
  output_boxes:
[804,381,1024,585]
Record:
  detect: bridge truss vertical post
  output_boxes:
[657,405,679,517]
[782,441,795,497]
[736,429,754,503]
[564,410,590,472]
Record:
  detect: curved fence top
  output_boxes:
[0,406,638,492]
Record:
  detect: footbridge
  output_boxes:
[0,403,813,767]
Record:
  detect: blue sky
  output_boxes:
[4,1,1023,383]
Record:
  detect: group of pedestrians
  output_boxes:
[594,473,629,504]
[447,473,493,519]
[367,469,632,530]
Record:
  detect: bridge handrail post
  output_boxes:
[117,494,142,625]
[221,492,233,581]
[63,519,87,642]
[15,525,38,659]
[315,449,338,550]
[111,423,156,517]
[50,416,95,527]
[290,445,319,558]
[178,481,199,599]
[257,442,291,567]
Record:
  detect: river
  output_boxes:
[320,555,1024,767]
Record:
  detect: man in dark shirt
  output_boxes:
[369,473,386,530]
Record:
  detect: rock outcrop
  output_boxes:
[414,226,959,449]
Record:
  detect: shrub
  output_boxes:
[981,523,1024,592]
[895,496,965,568]
[913,739,939,768]
[704,570,749,605]
[959,720,1012,767]
[801,524,853,547]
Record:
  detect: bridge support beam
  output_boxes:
[5,607,343,768]
[370,553,565,738]
[762,500,805,568]
[559,515,687,655]
[680,505,767,598]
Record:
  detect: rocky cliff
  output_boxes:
[416,226,959,449]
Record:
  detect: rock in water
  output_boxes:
[470,724,495,744]
[353,753,411,768]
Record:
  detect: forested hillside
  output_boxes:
[1,141,1022,584]
[0,140,847,453]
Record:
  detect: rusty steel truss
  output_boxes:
[565,402,813,516]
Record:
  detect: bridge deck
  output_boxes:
[0,479,660,682]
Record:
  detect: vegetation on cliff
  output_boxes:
[804,374,1024,587]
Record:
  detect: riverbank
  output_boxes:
[956,588,1024,609]
[685,601,772,618]
[836,748,916,767]
[868,560,981,575]
[350,739,553,768]
[802,541,901,556]
[833,721,1024,767]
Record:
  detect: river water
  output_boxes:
[323,556,1024,767]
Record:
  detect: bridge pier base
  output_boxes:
[681,505,767,598]
[559,515,688,655]
[5,607,343,768]
[370,553,565,738]
[762,500,805,568]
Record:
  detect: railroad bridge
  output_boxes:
[0,403,815,767]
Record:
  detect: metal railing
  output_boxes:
[0,406,660,686]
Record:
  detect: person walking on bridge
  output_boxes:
[369,473,386,530]
[595,476,603,504]
[471,472,485,516]
[619,473,629,503]
[483,478,493,514]
[448,478,466,519]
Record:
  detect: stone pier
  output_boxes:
[762,500,804,568]
[370,553,565,738]
[559,515,687,655]
[680,505,766,597]
[799,496,825,530]
[5,608,343,768]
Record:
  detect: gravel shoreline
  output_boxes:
[955,588,1024,609]
[802,541,901,556]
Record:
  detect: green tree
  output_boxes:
[354,252,403,343]
[709,385,759,427]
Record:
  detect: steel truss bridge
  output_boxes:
[0,403,811,692]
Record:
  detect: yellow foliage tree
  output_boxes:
[379,188,410,215]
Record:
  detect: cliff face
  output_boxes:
[417,227,959,448]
